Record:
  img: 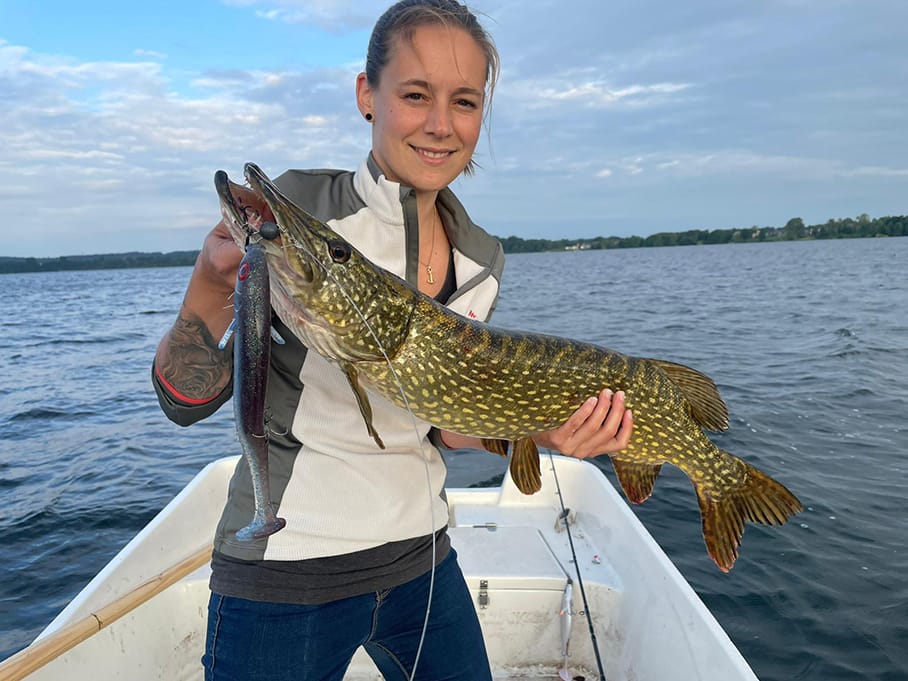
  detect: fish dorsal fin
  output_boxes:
[481,438,543,494]
[647,359,730,432]
[611,459,663,504]
[481,438,510,458]
[509,437,542,495]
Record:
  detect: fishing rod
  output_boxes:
[549,451,608,681]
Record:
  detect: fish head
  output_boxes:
[214,164,413,363]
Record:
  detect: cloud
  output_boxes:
[221,0,388,30]
[134,49,167,60]
[0,39,369,257]
[1,0,905,257]
[536,80,691,108]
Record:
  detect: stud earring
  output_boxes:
[365,112,373,122]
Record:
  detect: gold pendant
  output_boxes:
[426,264,435,284]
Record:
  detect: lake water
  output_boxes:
[1,238,906,680]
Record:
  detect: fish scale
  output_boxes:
[215,163,803,572]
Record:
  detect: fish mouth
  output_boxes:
[213,169,247,248]
[214,164,368,347]
[214,165,319,283]
[213,166,286,241]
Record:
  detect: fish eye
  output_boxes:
[328,239,351,263]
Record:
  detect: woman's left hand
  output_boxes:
[533,389,633,459]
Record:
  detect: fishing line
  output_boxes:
[548,451,608,680]
[278,228,437,681]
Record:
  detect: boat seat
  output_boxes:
[449,525,568,593]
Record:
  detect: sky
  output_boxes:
[1,0,906,258]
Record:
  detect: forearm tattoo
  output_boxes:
[159,313,232,400]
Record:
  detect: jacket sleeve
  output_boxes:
[151,362,233,427]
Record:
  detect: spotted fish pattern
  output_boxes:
[215,163,802,572]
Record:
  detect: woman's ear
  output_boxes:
[355,72,374,121]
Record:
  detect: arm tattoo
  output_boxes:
[159,313,232,400]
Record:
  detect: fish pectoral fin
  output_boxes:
[341,363,385,450]
[480,438,510,458]
[508,438,542,495]
[647,358,730,432]
[696,452,803,572]
[611,459,662,504]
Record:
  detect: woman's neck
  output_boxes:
[414,190,440,226]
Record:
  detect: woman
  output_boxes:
[152,1,633,679]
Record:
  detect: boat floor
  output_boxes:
[18,456,757,681]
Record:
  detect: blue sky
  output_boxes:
[1,0,905,257]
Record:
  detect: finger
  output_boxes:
[201,223,244,284]
[561,395,601,436]
[613,408,634,449]
[568,389,614,444]
[581,407,634,458]
[599,390,626,439]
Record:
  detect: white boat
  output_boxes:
[1,455,759,681]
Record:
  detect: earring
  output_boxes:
[365,112,373,122]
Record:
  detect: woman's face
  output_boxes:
[357,24,487,194]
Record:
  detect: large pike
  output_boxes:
[214,163,802,571]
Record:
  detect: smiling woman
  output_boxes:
[149,1,633,680]
[356,24,487,193]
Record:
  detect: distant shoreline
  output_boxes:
[0,250,201,275]
[2,214,904,274]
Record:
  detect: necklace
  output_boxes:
[419,212,439,284]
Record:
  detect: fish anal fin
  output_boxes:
[696,453,803,571]
[509,437,542,495]
[481,438,510,458]
[341,362,385,449]
[647,358,730,432]
[611,459,662,504]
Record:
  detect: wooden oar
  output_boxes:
[0,544,213,681]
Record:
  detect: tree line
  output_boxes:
[499,214,908,254]
[0,250,199,274]
[1,214,905,274]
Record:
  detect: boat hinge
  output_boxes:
[554,508,576,532]
[478,579,489,609]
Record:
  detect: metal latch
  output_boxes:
[478,579,489,609]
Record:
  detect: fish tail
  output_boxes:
[236,512,287,542]
[696,454,803,572]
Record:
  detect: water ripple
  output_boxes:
[2,243,908,680]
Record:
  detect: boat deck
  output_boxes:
[15,456,758,681]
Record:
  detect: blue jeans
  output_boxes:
[202,549,492,681]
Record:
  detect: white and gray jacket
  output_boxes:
[154,154,504,574]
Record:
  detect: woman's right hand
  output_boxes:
[154,185,277,400]
[153,221,242,403]
[190,181,277,301]
[193,220,245,296]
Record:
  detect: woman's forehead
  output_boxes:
[384,24,488,90]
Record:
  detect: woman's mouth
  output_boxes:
[412,146,454,160]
